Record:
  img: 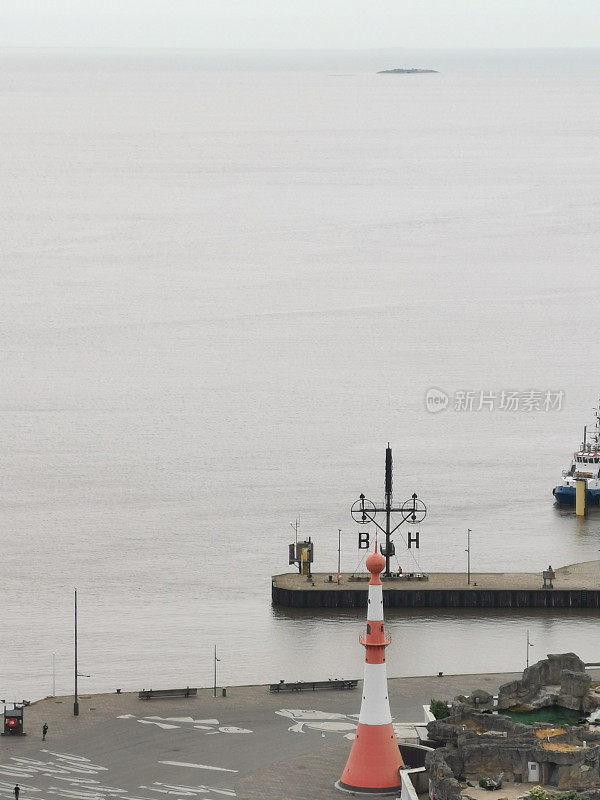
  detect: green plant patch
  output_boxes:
[430,698,450,719]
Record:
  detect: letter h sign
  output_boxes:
[408,531,419,549]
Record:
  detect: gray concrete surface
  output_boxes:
[274,560,600,593]
[3,670,590,800]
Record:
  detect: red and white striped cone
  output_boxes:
[336,549,403,795]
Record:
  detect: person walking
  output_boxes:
[42,723,48,741]
[14,784,20,799]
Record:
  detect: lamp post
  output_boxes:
[213,645,220,698]
[337,529,342,584]
[526,629,534,669]
[74,589,79,716]
[466,529,471,586]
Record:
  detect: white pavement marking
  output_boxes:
[155,784,216,796]
[275,709,358,737]
[145,717,194,723]
[217,727,251,734]
[137,720,180,730]
[149,784,236,797]
[0,782,42,792]
[276,709,347,720]
[158,762,237,773]
[0,768,36,778]
[41,752,94,762]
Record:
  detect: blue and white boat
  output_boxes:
[553,403,600,506]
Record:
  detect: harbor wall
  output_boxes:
[271,585,600,609]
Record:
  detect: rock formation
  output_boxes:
[453,689,495,713]
[427,705,600,793]
[497,653,599,713]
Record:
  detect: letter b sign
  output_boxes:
[358,532,370,550]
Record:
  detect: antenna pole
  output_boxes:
[384,445,393,577]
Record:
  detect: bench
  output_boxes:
[269,679,358,693]
[138,687,197,700]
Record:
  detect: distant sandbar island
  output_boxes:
[377,67,438,74]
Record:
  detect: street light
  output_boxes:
[466,529,471,586]
[74,589,79,716]
[337,529,342,584]
[213,645,220,698]
[526,629,534,669]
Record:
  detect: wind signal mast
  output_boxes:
[351,444,426,577]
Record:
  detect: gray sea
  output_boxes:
[2,48,600,701]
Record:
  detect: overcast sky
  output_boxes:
[0,0,598,50]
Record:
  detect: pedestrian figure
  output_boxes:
[14,784,20,799]
[42,722,48,741]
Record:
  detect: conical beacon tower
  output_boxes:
[336,548,402,794]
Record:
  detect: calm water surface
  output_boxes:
[2,48,600,700]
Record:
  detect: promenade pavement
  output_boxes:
[0,671,544,800]
[8,670,600,800]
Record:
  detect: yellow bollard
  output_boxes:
[576,478,587,517]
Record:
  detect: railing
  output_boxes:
[359,631,392,646]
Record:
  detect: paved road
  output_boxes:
[0,671,546,800]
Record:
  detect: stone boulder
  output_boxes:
[558,669,592,711]
[426,747,462,800]
[452,689,495,713]
[562,669,592,698]
[497,653,586,710]
[465,689,495,712]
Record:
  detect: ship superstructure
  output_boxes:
[553,403,600,506]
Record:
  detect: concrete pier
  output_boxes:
[272,560,600,609]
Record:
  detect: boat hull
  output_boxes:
[553,485,600,506]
